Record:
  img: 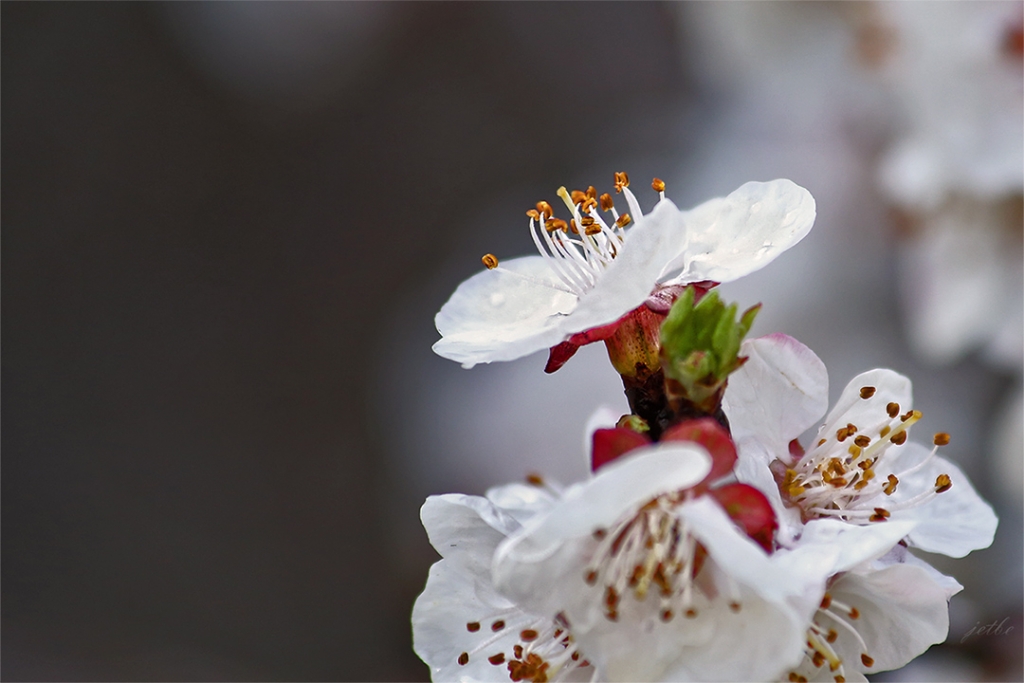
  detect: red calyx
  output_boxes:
[709,483,778,553]
[661,418,737,490]
[591,427,651,472]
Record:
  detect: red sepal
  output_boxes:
[591,427,651,472]
[661,418,737,489]
[710,483,778,553]
[544,319,624,374]
[788,438,805,461]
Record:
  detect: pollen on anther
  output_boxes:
[652,177,666,192]
[584,223,602,236]
[886,402,900,418]
[536,201,554,218]
[860,386,876,399]
[861,654,874,667]
[467,621,481,632]
[546,218,568,233]
[934,432,950,446]
[615,213,632,228]
[520,629,538,642]
[613,171,630,192]
[890,431,908,446]
[458,652,470,666]
[826,629,838,643]
[482,254,499,270]
[812,652,826,668]
[849,607,860,619]
[884,474,899,495]
[599,193,614,211]
[488,653,506,665]
[854,435,871,447]
[901,410,919,422]
[570,190,587,205]
[526,209,540,220]
[492,620,506,631]
[935,474,952,493]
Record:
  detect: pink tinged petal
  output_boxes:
[733,439,803,544]
[662,417,738,488]
[432,255,580,368]
[420,494,520,579]
[590,427,651,472]
[663,179,816,284]
[724,333,830,457]
[887,443,998,557]
[828,564,952,673]
[874,544,963,601]
[709,483,777,552]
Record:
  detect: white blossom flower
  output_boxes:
[412,483,597,682]
[723,334,998,556]
[491,442,847,682]
[783,530,963,683]
[433,177,815,368]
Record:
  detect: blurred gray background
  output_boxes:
[2,3,1020,681]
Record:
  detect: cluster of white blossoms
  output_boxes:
[415,175,997,682]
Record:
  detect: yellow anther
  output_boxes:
[526,209,540,220]
[879,426,891,437]
[599,193,615,211]
[586,185,598,200]
[935,474,952,493]
[584,224,602,236]
[651,177,666,192]
[854,435,871,447]
[933,432,950,446]
[788,484,807,497]
[536,200,554,219]
[569,218,579,235]
[482,254,499,270]
[847,444,862,458]
[883,474,899,495]
[546,218,568,233]
[570,189,587,205]
[615,213,632,228]
[613,171,630,192]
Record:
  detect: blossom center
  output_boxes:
[788,592,873,682]
[584,492,735,623]
[481,173,665,299]
[781,387,953,523]
[458,611,588,683]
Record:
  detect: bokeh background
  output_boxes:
[3,3,1021,681]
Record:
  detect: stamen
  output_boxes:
[615,214,632,229]
[489,653,506,665]
[935,474,952,493]
[599,193,614,212]
[536,201,554,219]
[651,178,665,192]
[933,432,950,446]
[459,652,469,666]
[859,386,876,399]
[886,402,900,418]
[482,254,499,270]
[467,622,481,632]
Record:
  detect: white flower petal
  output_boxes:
[567,199,689,331]
[828,564,952,673]
[818,369,913,440]
[793,518,918,574]
[432,255,579,368]
[665,179,816,284]
[421,494,520,580]
[484,482,560,527]
[725,333,830,456]
[887,443,998,558]
[412,558,520,683]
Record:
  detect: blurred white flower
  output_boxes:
[491,443,842,682]
[412,484,596,682]
[433,178,815,368]
[725,334,998,556]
